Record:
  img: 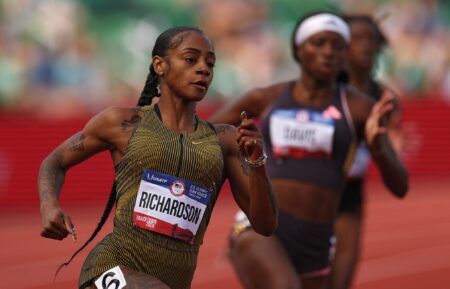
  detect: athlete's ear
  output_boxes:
[153,56,167,76]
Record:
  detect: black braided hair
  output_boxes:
[54,26,205,280]
[137,26,204,106]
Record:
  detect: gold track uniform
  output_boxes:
[79,104,224,289]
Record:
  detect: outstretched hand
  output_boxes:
[236,111,264,161]
[365,91,395,154]
[40,204,76,242]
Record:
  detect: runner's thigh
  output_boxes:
[230,230,300,289]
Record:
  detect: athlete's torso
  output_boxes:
[114,104,224,247]
[261,81,355,191]
[260,82,355,221]
[79,104,225,289]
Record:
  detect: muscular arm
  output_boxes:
[365,92,409,197]
[39,110,116,206]
[216,123,278,236]
[38,107,142,240]
[350,90,409,198]
[370,135,409,198]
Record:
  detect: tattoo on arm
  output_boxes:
[121,108,142,135]
[67,133,85,152]
[38,155,65,201]
[39,167,56,201]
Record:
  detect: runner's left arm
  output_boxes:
[364,92,409,198]
[216,121,278,236]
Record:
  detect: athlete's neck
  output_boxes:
[348,65,373,93]
[157,96,197,133]
[295,76,336,106]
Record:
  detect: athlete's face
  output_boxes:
[347,21,380,71]
[297,31,347,82]
[156,31,215,102]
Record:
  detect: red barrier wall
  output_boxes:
[0,114,114,206]
[397,99,450,176]
[1,99,449,206]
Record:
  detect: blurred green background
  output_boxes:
[0,0,449,116]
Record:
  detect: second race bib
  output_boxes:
[270,109,336,158]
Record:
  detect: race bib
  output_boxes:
[94,266,126,289]
[270,109,336,158]
[133,170,211,244]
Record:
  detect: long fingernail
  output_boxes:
[240,111,248,121]
[70,227,77,242]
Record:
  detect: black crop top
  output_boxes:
[260,82,355,192]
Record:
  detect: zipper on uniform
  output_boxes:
[176,134,184,176]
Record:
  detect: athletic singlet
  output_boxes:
[347,80,383,178]
[79,104,224,289]
[261,81,355,192]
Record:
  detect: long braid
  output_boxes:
[54,182,117,281]
[137,66,159,106]
[53,26,205,281]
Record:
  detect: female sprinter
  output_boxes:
[210,12,408,289]
[38,26,278,289]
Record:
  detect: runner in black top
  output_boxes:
[328,14,404,289]
[210,12,408,289]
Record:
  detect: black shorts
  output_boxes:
[275,211,334,276]
[338,178,364,214]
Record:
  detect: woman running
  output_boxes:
[210,12,408,289]
[329,14,403,289]
[38,26,278,289]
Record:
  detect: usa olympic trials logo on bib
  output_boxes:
[170,180,185,196]
[296,110,309,122]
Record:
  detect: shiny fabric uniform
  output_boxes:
[79,104,224,289]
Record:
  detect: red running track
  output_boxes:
[1,177,450,289]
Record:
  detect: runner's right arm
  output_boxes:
[38,107,128,240]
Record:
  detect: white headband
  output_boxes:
[295,13,351,46]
